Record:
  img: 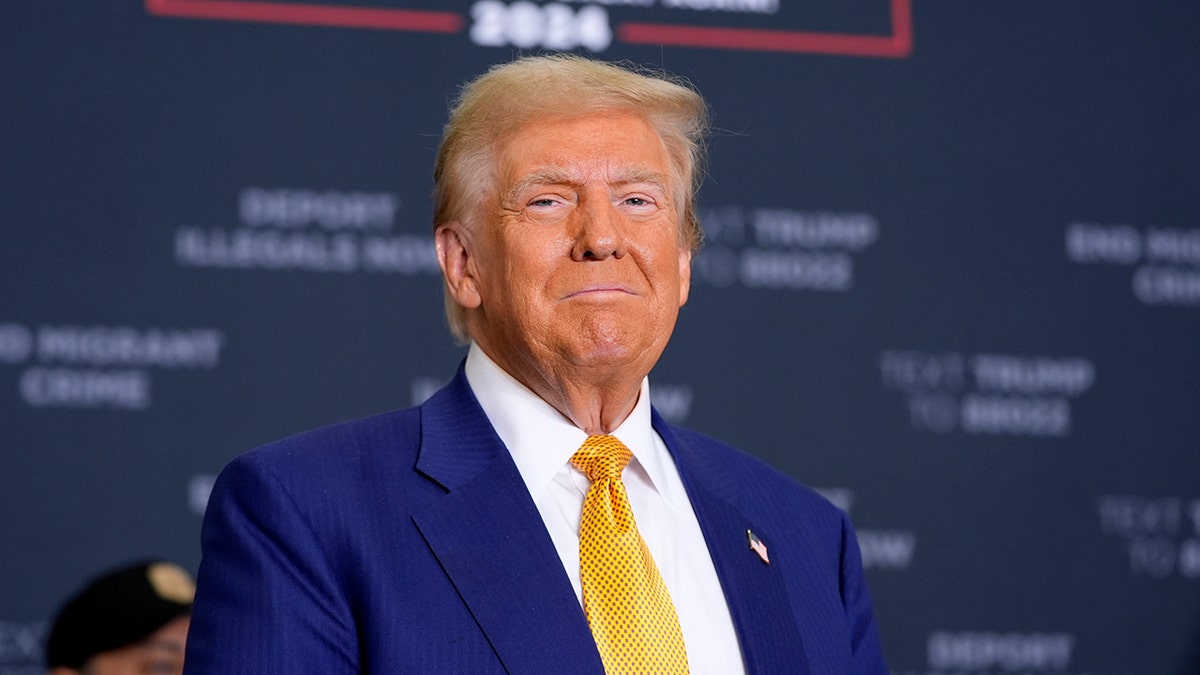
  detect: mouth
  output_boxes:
[563,284,636,300]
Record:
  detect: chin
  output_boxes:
[558,315,668,369]
[572,337,664,372]
[578,343,633,363]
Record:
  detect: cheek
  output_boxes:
[502,232,569,288]
[489,253,556,324]
[645,234,688,280]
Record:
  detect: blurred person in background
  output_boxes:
[45,560,193,675]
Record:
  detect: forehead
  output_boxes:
[495,112,674,186]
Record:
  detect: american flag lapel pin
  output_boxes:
[747,530,770,564]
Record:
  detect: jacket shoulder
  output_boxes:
[225,406,423,487]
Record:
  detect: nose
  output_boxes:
[570,198,626,261]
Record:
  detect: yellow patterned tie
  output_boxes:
[570,435,690,674]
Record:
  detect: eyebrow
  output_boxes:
[504,166,669,204]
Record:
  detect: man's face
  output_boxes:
[75,616,188,675]
[443,112,691,385]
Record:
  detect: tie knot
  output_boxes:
[570,435,633,482]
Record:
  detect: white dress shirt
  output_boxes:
[465,343,746,674]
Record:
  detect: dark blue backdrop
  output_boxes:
[4,2,1199,673]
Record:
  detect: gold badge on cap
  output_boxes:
[146,562,196,604]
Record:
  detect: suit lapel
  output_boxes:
[654,414,811,675]
[410,369,808,674]
[412,369,604,674]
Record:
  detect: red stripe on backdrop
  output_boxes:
[144,0,465,33]
[617,0,912,58]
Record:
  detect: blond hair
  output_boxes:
[433,54,709,342]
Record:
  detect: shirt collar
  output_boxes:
[464,342,673,503]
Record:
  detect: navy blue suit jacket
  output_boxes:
[184,368,886,673]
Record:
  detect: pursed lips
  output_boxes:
[562,284,637,300]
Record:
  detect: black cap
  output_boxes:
[44,560,194,669]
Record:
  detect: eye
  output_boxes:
[620,194,659,213]
[526,192,573,210]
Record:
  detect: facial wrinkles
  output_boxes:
[493,191,662,358]
[452,113,692,433]
[504,163,671,206]
[487,119,686,243]
[494,161,673,289]
[486,116,680,344]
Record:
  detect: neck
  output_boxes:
[473,342,647,435]
[523,366,644,435]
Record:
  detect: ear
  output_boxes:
[677,247,692,308]
[435,221,482,310]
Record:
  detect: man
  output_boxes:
[184,54,886,673]
[45,560,193,675]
